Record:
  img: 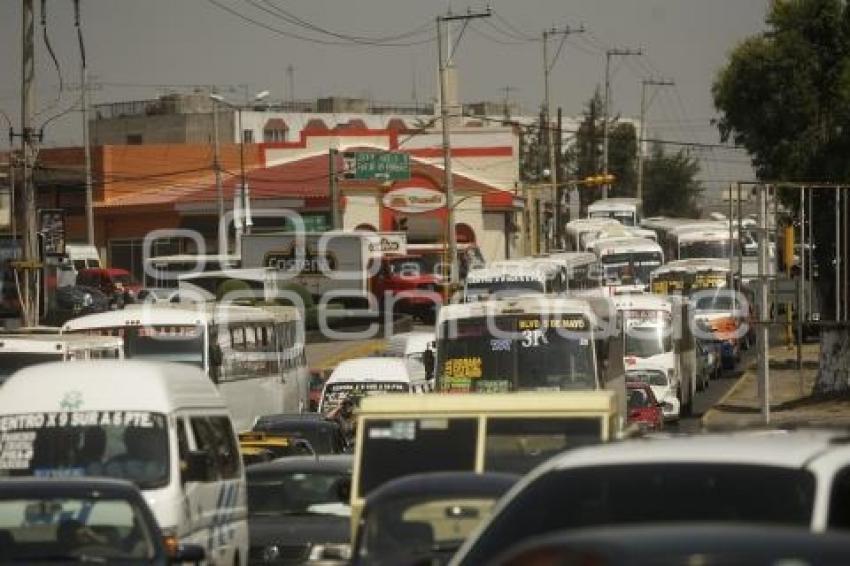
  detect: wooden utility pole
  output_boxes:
[637,78,674,203]
[437,7,491,285]
[602,48,642,198]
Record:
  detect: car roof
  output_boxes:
[365,472,518,508]
[328,357,410,382]
[0,477,143,498]
[497,524,850,563]
[246,454,353,475]
[544,429,846,470]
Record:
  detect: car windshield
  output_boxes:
[0,412,170,489]
[628,387,655,408]
[626,370,668,387]
[624,324,673,358]
[600,252,662,285]
[0,495,158,563]
[360,496,498,566]
[70,325,204,367]
[437,315,596,393]
[247,471,350,517]
[111,273,133,285]
[463,464,816,565]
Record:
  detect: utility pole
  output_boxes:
[286,64,295,103]
[543,25,583,250]
[329,148,340,229]
[500,85,517,120]
[637,78,674,204]
[437,7,491,285]
[211,94,226,254]
[73,0,94,246]
[602,48,642,199]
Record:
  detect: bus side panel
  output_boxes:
[603,335,626,424]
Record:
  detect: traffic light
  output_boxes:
[583,174,616,186]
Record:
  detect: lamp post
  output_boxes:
[209,90,268,250]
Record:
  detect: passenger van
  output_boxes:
[318,357,430,414]
[0,333,123,385]
[0,360,249,565]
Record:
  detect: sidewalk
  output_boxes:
[702,342,850,429]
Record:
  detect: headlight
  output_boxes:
[308,543,351,561]
[667,369,676,381]
[82,293,93,307]
[262,545,281,562]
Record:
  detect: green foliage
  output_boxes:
[712,0,850,314]
[642,144,702,218]
[608,122,638,198]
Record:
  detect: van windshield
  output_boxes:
[321,382,409,413]
[0,411,169,489]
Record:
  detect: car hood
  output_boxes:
[248,514,350,547]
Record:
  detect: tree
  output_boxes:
[642,143,702,218]
[608,122,637,198]
[712,0,850,392]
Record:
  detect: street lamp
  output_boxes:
[209,90,269,248]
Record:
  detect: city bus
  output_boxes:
[463,259,565,302]
[650,259,732,297]
[435,296,625,414]
[564,218,621,252]
[349,390,620,540]
[0,334,124,384]
[586,198,643,226]
[614,294,696,418]
[547,252,603,295]
[61,303,308,430]
[668,224,738,261]
[593,236,664,294]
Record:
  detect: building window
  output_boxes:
[263,128,287,142]
[242,129,254,143]
[126,134,143,145]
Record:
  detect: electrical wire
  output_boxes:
[468,23,531,45]
[33,0,64,120]
[493,13,538,42]
[205,0,435,47]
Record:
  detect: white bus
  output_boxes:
[586,198,642,226]
[435,296,626,416]
[547,252,603,295]
[0,334,124,384]
[593,236,664,294]
[668,223,738,261]
[564,218,621,252]
[614,294,696,418]
[61,304,308,431]
[463,259,565,302]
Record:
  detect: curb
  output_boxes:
[701,363,755,429]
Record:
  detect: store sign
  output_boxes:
[382,187,446,214]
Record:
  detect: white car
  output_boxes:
[625,364,680,422]
[451,429,850,565]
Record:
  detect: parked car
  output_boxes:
[625,365,679,422]
[626,382,663,432]
[76,267,142,307]
[0,477,204,564]
[246,455,352,565]
[252,413,350,454]
[492,524,850,566]
[450,429,850,565]
[49,284,110,325]
[352,472,517,566]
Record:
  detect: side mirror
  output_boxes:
[182,450,214,483]
[170,543,205,564]
[336,477,352,503]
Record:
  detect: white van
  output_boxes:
[318,357,429,414]
[0,360,249,565]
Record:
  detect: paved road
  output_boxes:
[673,367,745,433]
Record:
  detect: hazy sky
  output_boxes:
[0,0,770,191]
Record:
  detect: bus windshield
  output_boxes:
[679,240,737,260]
[0,411,169,489]
[437,315,596,393]
[600,252,663,285]
[70,325,204,367]
[624,323,673,358]
[589,211,636,226]
[465,277,545,299]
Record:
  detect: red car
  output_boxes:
[371,254,444,320]
[627,382,664,431]
[76,268,142,307]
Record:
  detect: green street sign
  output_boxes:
[343,151,410,181]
